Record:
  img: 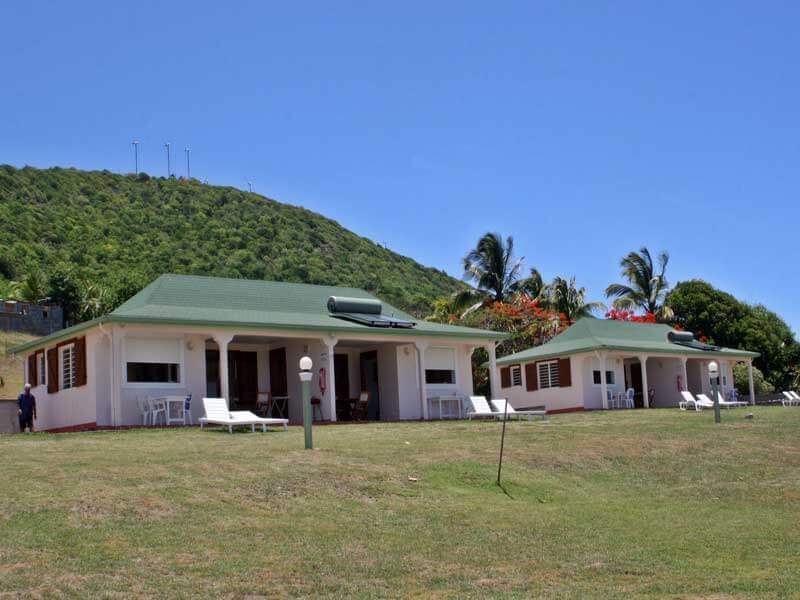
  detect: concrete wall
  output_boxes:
[0,399,19,433]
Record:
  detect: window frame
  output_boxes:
[424,346,457,388]
[123,336,185,388]
[510,364,522,387]
[537,360,561,390]
[37,351,46,387]
[592,370,616,386]
[424,368,456,385]
[60,343,77,390]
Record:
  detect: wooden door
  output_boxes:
[629,363,644,408]
[230,351,258,409]
[269,347,288,397]
[360,350,380,420]
[334,354,350,401]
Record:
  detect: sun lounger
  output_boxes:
[696,393,735,409]
[791,391,800,404]
[679,391,709,411]
[200,397,289,432]
[467,396,501,419]
[717,391,747,408]
[490,399,547,421]
[782,391,800,407]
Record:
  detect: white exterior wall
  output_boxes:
[503,354,584,413]
[581,355,626,409]
[644,357,683,407]
[27,328,102,431]
[20,322,492,429]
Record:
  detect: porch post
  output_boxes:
[680,357,688,392]
[747,359,755,405]
[600,353,609,409]
[639,355,650,408]
[213,333,234,407]
[486,342,500,401]
[323,336,338,422]
[415,341,429,420]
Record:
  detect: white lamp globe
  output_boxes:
[708,361,719,376]
[299,356,313,371]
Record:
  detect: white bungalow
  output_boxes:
[494,318,759,413]
[10,274,504,431]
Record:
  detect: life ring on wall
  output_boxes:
[318,367,327,395]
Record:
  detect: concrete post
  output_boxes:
[639,355,650,408]
[213,333,234,407]
[600,353,609,409]
[415,341,429,420]
[323,336,338,422]
[486,343,500,402]
[747,360,756,405]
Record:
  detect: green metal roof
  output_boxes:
[10,274,504,353]
[495,317,759,365]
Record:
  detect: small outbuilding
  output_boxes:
[494,318,759,413]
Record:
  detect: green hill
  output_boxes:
[0,165,463,316]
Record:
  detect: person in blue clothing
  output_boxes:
[17,383,37,433]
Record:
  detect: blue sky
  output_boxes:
[2,2,798,334]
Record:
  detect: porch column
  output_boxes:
[747,359,755,405]
[415,341,429,420]
[680,357,688,392]
[639,355,650,408]
[213,333,234,407]
[323,336,338,422]
[600,353,609,409]
[486,342,500,401]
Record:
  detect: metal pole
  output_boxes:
[496,398,509,485]
[185,147,191,179]
[299,359,313,449]
[132,140,140,174]
[165,142,171,176]
[712,377,721,423]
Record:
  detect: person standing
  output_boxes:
[17,383,37,433]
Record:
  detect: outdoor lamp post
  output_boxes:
[709,360,721,424]
[299,356,313,449]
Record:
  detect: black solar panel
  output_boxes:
[331,312,416,329]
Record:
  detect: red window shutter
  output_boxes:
[27,354,37,387]
[525,363,538,391]
[47,348,59,393]
[75,337,87,387]
[559,358,572,387]
[500,366,511,388]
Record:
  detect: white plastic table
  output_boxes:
[154,396,186,425]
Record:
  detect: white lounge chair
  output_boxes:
[467,396,501,419]
[782,391,799,407]
[791,391,800,404]
[696,393,734,409]
[679,391,709,411]
[717,391,747,408]
[200,397,289,433]
[490,399,547,421]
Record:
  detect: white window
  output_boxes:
[510,364,522,387]
[60,344,77,390]
[425,347,456,386]
[37,352,46,387]
[538,360,560,389]
[592,370,616,385]
[125,337,182,385]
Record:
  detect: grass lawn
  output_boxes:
[1,408,799,598]
[0,331,38,398]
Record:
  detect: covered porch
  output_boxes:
[585,351,756,409]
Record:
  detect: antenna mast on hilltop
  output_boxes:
[247,181,253,192]
[164,142,171,177]
[184,146,191,179]
[131,139,140,174]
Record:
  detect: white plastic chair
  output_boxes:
[136,396,150,425]
[606,389,618,409]
[148,397,166,426]
[624,388,635,409]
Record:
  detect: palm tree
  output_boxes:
[548,276,605,321]
[605,247,673,320]
[462,232,524,303]
[15,270,49,303]
[516,268,546,300]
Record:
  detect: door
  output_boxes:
[205,349,220,397]
[334,354,351,419]
[629,363,644,408]
[360,350,380,420]
[230,351,258,410]
[269,347,288,397]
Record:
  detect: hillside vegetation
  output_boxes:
[0,332,38,397]
[0,165,464,315]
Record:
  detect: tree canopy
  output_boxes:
[667,279,799,388]
[0,165,466,319]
